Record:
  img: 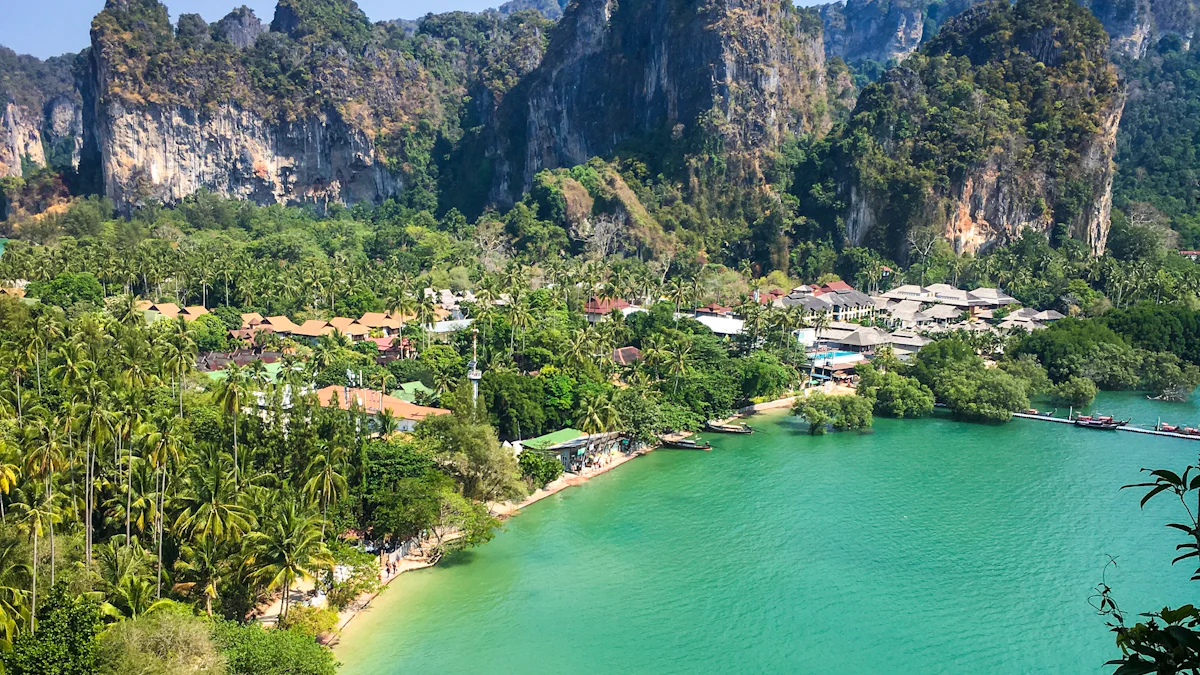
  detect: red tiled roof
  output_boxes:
[612,346,642,366]
[813,281,854,295]
[585,297,631,314]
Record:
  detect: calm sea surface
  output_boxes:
[337,392,1200,674]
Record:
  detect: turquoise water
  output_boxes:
[808,350,859,360]
[337,392,1199,674]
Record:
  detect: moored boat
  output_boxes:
[705,421,753,434]
[660,438,712,450]
[1073,414,1128,430]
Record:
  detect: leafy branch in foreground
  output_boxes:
[1095,464,1200,673]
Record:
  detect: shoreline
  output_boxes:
[331,437,662,642]
[328,387,838,644]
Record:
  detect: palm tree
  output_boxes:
[174,535,227,616]
[172,445,255,545]
[246,500,333,620]
[668,338,694,395]
[0,440,20,524]
[12,490,60,630]
[163,317,197,418]
[0,542,29,649]
[23,416,65,586]
[213,364,249,487]
[303,443,347,536]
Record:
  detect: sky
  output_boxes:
[2,0,500,59]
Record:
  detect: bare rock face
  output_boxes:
[484,0,829,204]
[820,0,929,63]
[1080,0,1200,57]
[0,103,44,176]
[0,48,83,178]
[94,100,398,209]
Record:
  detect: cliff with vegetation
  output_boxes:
[815,0,1122,259]
[81,0,551,211]
[0,48,83,178]
[818,0,972,65]
[474,0,831,207]
[818,0,1200,65]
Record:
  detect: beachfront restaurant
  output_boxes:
[519,428,627,473]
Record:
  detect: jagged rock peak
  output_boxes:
[216,7,267,49]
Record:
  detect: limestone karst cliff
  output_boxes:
[827,0,1123,257]
[0,48,83,179]
[477,0,831,207]
[80,0,551,211]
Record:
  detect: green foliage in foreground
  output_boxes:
[1098,464,1200,673]
[4,584,103,675]
[792,393,874,435]
[212,619,337,675]
[518,450,563,489]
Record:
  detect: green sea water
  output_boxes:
[337,393,1200,674]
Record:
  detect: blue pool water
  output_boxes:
[808,350,860,361]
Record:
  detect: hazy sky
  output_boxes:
[3,0,500,59]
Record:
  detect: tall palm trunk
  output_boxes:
[232,410,239,488]
[84,437,92,566]
[29,534,36,632]
[46,480,54,586]
[157,467,165,598]
[125,437,132,544]
[34,352,41,396]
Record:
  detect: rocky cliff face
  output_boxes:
[81,0,551,211]
[1081,0,1200,56]
[0,48,83,178]
[483,0,830,205]
[818,0,973,64]
[819,0,1200,63]
[837,0,1122,257]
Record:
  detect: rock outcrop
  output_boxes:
[818,0,973,64]
[482,0,830,205]
[81,0,551,211]
[838,0,1123,257]
[1080,0,1200,57]
[0,48,83,178]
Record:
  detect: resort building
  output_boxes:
[584,297,633,322]
[517,428,627,473]
[780,284,875,322]
[314,385,451,433]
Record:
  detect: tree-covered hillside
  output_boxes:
[791,0,1121,260]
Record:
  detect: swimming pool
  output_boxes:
[808,350,861,362]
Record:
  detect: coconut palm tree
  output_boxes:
[0,542,29,648]
[246,500,333,620]
[174,535,227,616]
[11,489,60,630]
[172,445,255,546]
[213,363,249,487]
[303,443,347,536]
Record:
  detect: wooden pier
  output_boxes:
[1011,412,1200,441]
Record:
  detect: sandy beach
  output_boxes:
[325,387,845,642]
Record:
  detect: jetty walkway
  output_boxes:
[1011,412,1200,441]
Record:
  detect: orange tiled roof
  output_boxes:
[292,319,334,337]
[314,386,451,422]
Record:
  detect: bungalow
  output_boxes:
[291,319,335,342]
[315,385,451,433]
[689,313,744,336]
[695,302,733,316]
[261,315,301,334]
[519,428,627,473]
[358,312,404,336]
[612,346,643,366]
[180,306,209,321]
[328,317,370,341]
[584,297,632,322]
